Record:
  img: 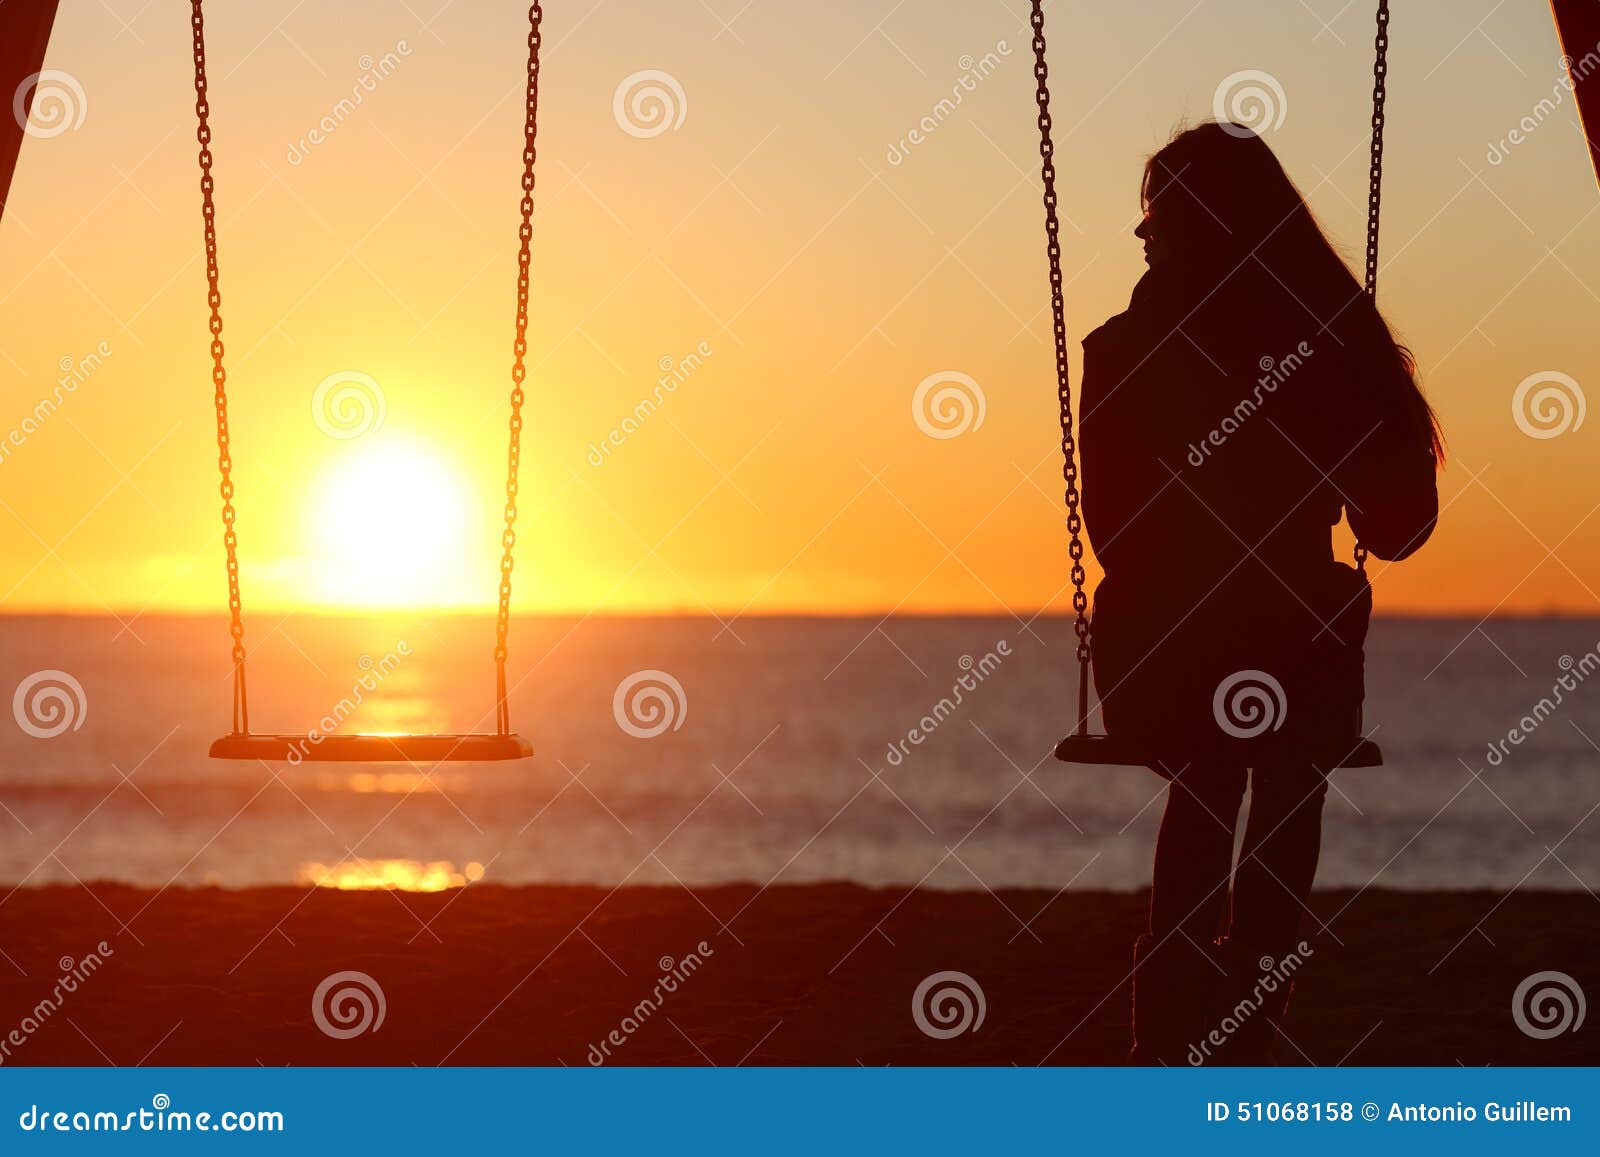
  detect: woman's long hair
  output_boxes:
[1143,122,1444,464]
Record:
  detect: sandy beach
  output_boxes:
[1,884,1594,1066]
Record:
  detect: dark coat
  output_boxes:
[1079,267,1438,748]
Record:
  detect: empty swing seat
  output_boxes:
[209,732,534,762]
[1053,731,1382,771]
[188,3,546,768]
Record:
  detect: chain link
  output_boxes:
[1030,0,1092,731]
[1355,0,1391,573]
[1364,0,1389,300]
[190,0,248,733]
[189,0,542,736]
[495,3,543,733]
[1029,5,1089,652]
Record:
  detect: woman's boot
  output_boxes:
[1128,933,1224,1065]
[1210,937,1296,1065]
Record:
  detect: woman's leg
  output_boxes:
[1214,761,1329,1063]
[1151,762,1248,944]
[1132,763,1247,1064]
[1231,762,1328,954]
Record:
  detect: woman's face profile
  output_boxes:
[1133,209,1163,267]
[1134,169,1178,268]
[1134,165,1228,271]
[1133,204,1171,268]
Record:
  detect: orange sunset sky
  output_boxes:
[0,0,1596,617]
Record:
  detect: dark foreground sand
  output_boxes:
[0,885,1594,1066]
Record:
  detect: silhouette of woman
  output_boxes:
[1078,123,1442,1064]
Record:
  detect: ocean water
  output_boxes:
[0,614,1595,891]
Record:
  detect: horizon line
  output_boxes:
[0,607,1596,622]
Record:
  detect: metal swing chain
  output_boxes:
[1364,0,1390,301]
[495,3,543,735]
[1354,0,1390,575]
[1029,0,1091,735]
[190,0,249,734]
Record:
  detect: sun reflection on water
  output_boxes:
[306,770,474,794]
[348,695,450,735]
[299,859,486,891]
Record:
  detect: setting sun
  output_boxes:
[305,433,487,609]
